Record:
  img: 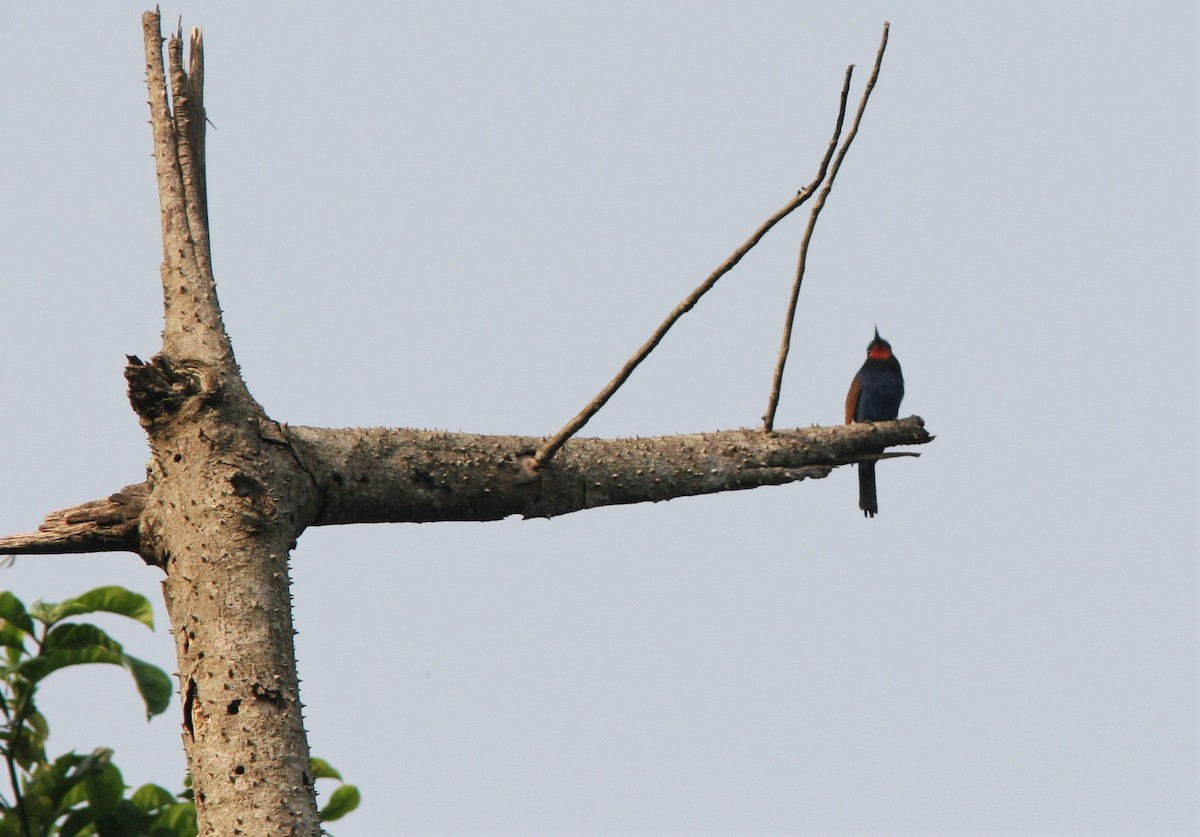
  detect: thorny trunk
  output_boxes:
[133,14,324,835]
[130,357,323,835]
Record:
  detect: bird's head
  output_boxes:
[867,326,894,360]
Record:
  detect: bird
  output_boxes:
[845,327,905,517]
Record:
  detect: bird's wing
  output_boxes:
[844,373,862,425]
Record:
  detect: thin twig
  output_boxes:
[532,67,858,470]
[762,22,890,432]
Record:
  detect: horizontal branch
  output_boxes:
[0,419,931,555]
[287,417,931,525]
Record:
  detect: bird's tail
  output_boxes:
[858,461,878,518]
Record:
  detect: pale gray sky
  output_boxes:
[1,3,1197,835]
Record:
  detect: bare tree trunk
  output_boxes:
[132,13,323,835]
[132,353,321,835]
[0,14,926,835]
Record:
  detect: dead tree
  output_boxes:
[0,13,930,836]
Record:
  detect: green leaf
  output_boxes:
[15,624,171,718]
[57,805,96,837]
[49,749,89,775]
[46,587,155,630]
[82,756,125,816]
[131,783,177,813]
[16,771,62,835]
[43,623,125,654]
[17,748,93,834]
[62,775,90,808]
[0,622,29,652]
[17,645,126,684]
[149,801,198,837]
[103,800,156,836]
[309,757,343,781]
[25,751,87,811]
[28,600,54,624]
[319,784,361,822]
[0,591,35,635]
[124,655,173,719]
[9,710,50,769]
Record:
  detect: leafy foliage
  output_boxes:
[0,587,359,835]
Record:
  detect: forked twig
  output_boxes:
[142,10,231,365]
[532,65,857,469]
[762,22,890,432]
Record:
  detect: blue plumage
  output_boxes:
[844,328,905,517]
[852,362,904,422]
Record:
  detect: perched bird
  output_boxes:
[845,327,905,517]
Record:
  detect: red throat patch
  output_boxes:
[867,344,892,360]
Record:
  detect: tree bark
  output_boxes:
[0,418,930,555]
[0,14,930,835]
[132,14,322,835]
[288,421,929,524]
